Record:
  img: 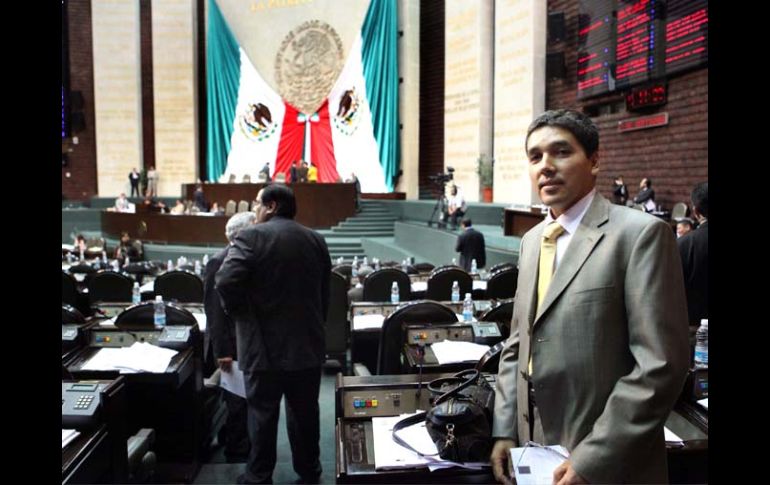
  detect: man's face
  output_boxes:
[253,189,275,223]
[527,126,598,217]
[676,223,692,238]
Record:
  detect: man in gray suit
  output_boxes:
[490,110,689,484]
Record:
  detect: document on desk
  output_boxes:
[139,280,154,292]
[220,361,246,398]
[81,342,178,373]
[431,340,490,365]
[372,413,489,471]
[353,313,385,331]
[697,398,708,410]
[411,281,428,292]
[509,444,569,485]
[62,429,80,449]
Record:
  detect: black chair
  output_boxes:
[332,263,353,286]
[479,298,514,339]
[69,262,97,281]
[376,300,458,375]
[363,268,412,302]
[488,262,516,274]
[413,262,435,273]
[325,272,349,368]
[426,267,473,301]
[62,271,79,306]
[154,270,204,303]
[475,341,505,373]
[115,301,197,328]
[402,264,419,275]
[87,270,134,304]
[62,304,86,324]
[485,267,518,300]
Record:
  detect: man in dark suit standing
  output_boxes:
[204,211,256,463]
[678,182,708,327]
[490,110,688,484]
[216,184,331,484]
[455,218,486,273]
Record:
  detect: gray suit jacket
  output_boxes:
[493,194,689,483]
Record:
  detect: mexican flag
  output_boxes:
[207,0,398,192]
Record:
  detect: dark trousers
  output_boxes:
[450,209,465,229]
[242,367,322,484]
[130,182,139,197]
[223,390,250,461]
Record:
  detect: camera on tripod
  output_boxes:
[428,166,455,185]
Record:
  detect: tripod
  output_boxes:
[427,185,448,228]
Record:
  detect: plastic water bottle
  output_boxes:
[451,281,460,302]
[352,256,359,268]
[471,258,478,274]
[154,295,166,327]
[202,254,209,266]
[363,256,369,267]
[167,259,174,271]
[194,260,202,276]
[102,251,107,264]
[79,247,84,261]
[391,281,400,304]
[351,264,359,284]
[112,259,120,272]
[451,257,457,266]
[462,293,473,322]
[694,319,708,368]
[375,260,381,271]
[402,259,408,272]
[132,282,141,304]
[125,255,130,267]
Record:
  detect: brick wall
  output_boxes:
[546,0,708,210]
[63,0,97,201]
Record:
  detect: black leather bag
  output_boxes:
[392,369,494,462]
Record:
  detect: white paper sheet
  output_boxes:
[411,281,428,292]
[193,312,207,331]
[430,340,490,365]
[62,429,81,449]
[353,313,385,330]
[220,360,246,398]
[509,444,569,485]
[664,426,684,446]
[81,342,178,373]
[472,280,487,290]
[697,398,708,410]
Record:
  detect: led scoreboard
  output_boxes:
[577,0,708,100]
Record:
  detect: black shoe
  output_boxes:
[226,454,248,464]
[237,473,272,484]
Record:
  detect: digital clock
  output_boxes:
[625,84,667,111]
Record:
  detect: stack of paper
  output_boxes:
[193,313,207,331]
[697,398,708,410]
[62,429,80,449]
[81,342,178,373]
[431,340,490,364]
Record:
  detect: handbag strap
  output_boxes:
[391,411,442,457]
[428,369,481,405]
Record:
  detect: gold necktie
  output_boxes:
[529,221,566,376]
[537,221,566,310]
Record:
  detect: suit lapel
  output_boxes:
[534,195,610,326]
[518,226,543,328]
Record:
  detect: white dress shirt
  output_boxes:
[542,189,596,269]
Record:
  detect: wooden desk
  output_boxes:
[503,207,545,236]
[182,182,356,228]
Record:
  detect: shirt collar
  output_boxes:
[544,189,596,235]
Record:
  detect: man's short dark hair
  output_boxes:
[677,218,694,229]
[691,182,708,218]
[462,218,472,227]
[260,183,297,218]
[645,178,653,188]
[525,109,599,158]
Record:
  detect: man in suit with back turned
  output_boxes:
[215,184,331,484]
[455,218,486,273]
[490,109,689,484]
[204,211,256,463]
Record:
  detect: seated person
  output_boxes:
[347,265,374,305]
[170,199,186,214]
[114,193,130,212]
[446,185,467,230]
[676,218,694,239]
[210,202,225,215]
[74,234,88,254]
[142,194,168,213]
[114,231,142,264]
[259,162,271,182]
